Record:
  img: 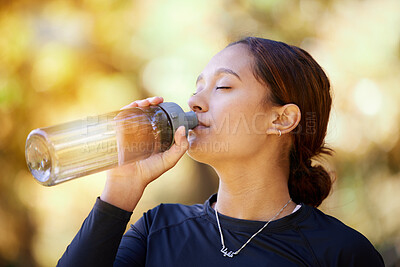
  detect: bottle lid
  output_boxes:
[158,102,198,138]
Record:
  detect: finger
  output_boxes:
[120,101,139,110]
[148,96,164,105]
[136,99,150,107]
[120,97,164,110]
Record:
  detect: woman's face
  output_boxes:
[187,44,275,165]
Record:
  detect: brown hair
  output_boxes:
[231,37,333,207]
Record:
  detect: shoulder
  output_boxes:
[298,206,384,266]
[131,201,206,237]
[302,207,365,240]
[147,202,205,227]
[308,207,371,244]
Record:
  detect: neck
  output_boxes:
[213,155,296,221]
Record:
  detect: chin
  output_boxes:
[187,138,231,165]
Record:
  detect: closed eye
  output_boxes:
[192,86,231,95]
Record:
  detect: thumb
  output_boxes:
[160,126,188,170]
[175,126,189,150]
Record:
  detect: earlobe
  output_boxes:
[266,104,301,136]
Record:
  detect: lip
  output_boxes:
[192,121,209,131]
[196,119,209,127]
[194,125,208,129]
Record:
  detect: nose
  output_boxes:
[188,92,208,112]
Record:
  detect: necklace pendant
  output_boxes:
[215,199,292,258]
[220,247,235,258]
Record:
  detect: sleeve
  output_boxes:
[114,205,160,266]
[113,218,148,266]
[57,197,133,267]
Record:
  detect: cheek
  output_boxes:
[222,109,268,147]
[221,109,267,137]
[187,103,268,158]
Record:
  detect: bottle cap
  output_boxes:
[158,102,198,139]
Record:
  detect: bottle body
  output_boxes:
[25,103,197,186]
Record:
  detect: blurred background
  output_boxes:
[0,0,399,266]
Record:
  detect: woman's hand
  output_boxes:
[100,96,189,212]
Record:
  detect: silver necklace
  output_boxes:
[214,198,292,258]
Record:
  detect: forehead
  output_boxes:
[202,44,254,77]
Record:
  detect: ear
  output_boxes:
[266,104,301,136]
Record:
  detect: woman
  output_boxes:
[58,37,384,266]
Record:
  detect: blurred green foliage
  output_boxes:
[0,0,399,266]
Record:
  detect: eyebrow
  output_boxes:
[196,68,242,85]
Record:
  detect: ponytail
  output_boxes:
[288,149,332,207]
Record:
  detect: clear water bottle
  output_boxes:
[25,102,198,186]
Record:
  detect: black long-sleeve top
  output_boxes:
[58,194,384,266]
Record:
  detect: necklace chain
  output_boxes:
[214,198,292,258]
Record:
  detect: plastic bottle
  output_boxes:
[25,102,198,186]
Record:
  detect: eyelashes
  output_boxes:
[192,86,231,96]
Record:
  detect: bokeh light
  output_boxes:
[1,0,400,266]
